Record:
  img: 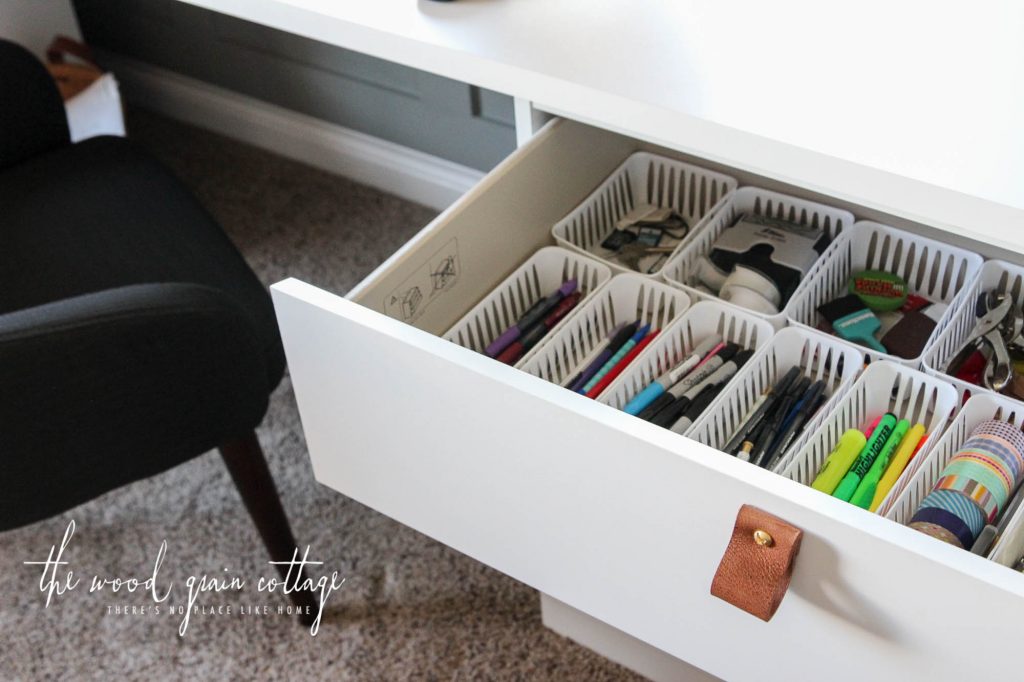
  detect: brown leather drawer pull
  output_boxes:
[710,504,803,621]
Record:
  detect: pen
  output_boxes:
[567,321,639,392]
[585,329,660,398]
[623,335,722,415]
[850,419,910,509]
[723,367,801,455]
[486,279,577,357]
[763,379,827,469]
[580,323,650,394]
[868,423,925,512]
[638,343,737,421]
[751,377,810,467]
[832,413,898,502]
[495,291,582,365]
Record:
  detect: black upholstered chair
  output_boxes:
[0,40,314,620]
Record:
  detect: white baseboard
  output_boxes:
[103,55,484,211]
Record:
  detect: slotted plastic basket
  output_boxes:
[519,273,691,388]
[551,152,737,278]
[781,362,958,510]
[443,246,612,367]
[788,221,983,366]
[689,327,865,472]
[882,393,1024,530]
[661,187,854,329]
[922,259,1024,406]
[598,301,775,431]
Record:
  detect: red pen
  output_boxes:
[496,291,582,365]
[585,330,660,399]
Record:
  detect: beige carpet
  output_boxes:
[0,111,645,681]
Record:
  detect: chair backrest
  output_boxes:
[0,39,71,171]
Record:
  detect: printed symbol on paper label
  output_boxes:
[430,255,458,291]
[384,238,461,324]
[400,286,423,320]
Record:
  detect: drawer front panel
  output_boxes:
[273,280,1024,682]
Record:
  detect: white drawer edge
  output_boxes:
[272,276,1024,600]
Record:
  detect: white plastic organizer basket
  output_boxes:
[551,152,737,278]
[788,221,983,366]
[689,326,865,472]
[519,273,691,387]
[661,187,854,329]
[781,361,958,512]
[443,246,612,367]
[598,300,775,427]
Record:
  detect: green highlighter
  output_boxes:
[811,429,867,495]
[849,419,910,510]
[833,413,897,502]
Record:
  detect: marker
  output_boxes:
[486,279,577,357]
[494,292,582,365]
[655,350,754,428]
[868,423,926,512]
[850,419,910,509]
[622,335,722,415]
[580,323,650,394]
[585,329,660,399]
[638,343,737,421]
[811,429,868,494]
[833,413,897,502]
[724,367,801,455]
[567,322,638,392]
[669,383,725,434]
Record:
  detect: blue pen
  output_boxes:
[623,334,722,415]
[580,323,650,394]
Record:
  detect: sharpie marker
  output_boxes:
[654,350,753,429]
[486,279,577,357]
[567,322,638,392]
[669,384,725,434]
[580,324,650,394]
[638,343,737,421]
[623,335,722,415]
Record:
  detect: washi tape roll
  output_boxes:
[910,507,976,549]
[958,436,1023,483]
[973,419,1024,455]
[916,488,986,538]
[909,520,963,548]
[934,473,1000,523]
[943,455,1011,500]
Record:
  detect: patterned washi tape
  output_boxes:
[959,435,1023,482]
[910,506,976,549]
[973,419,1024,455]
[934,474,1000,523]
[909,520,963,548]
[916,488,985,538]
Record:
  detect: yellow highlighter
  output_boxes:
[868,423,926,512]
[811,429,867,495]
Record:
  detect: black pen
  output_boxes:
[752,377,810,467]
[722,367,800,455]
[763,380,827,470]
[652,350,752,428]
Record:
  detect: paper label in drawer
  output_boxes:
[384,238,461,323]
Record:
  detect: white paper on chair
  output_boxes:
[65,72,126,142]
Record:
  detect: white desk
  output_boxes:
[172,2,1024,680]
[182,0,1024,256]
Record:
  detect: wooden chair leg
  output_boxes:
[219,431,318,626]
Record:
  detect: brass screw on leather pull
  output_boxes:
[753,529,774,547]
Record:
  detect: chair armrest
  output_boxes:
[0,283,274,529]
[0,39,71,170]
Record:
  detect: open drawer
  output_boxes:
[271,119,1024,682]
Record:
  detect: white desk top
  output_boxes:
[182,0,1024,253]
